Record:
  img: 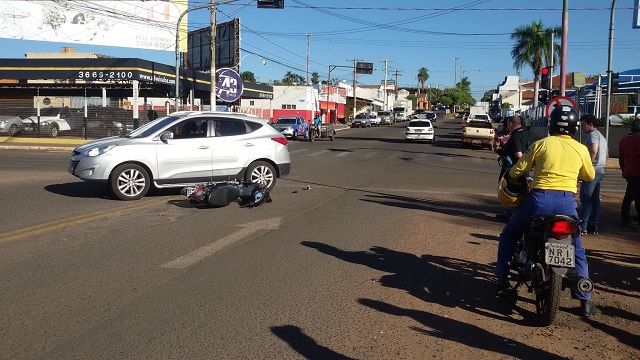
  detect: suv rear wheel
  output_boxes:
[109,163,150,200]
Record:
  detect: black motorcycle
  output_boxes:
[181,181,270,208]
[509,214,593,325]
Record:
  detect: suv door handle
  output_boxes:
[198,145,210,149]
[244,143,255,147]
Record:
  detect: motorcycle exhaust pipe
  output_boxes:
[562,276,594,294]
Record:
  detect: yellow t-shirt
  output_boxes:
[508,135,596,193]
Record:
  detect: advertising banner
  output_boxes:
[319,85,347,104]
[0,1,188,51]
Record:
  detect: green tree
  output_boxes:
[417,67,429,93]
[511,20,561,107]
[457,76,471,93]
[311,72,320,85]
[240,71,256,83]
[282,71,305,85]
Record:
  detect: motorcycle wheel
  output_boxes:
[535,265,562,326]
[309,130,315,142]
[329,131,335,141]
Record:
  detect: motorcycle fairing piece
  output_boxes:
[182,182,271,208]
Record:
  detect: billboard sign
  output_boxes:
[187,19,239,71]
[215,68,243,102]
[319,85,347,104]
[0,1,188,51]
[355,62,373,74]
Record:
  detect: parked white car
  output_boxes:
[69,111,291,200]
[369,113,382,127]
[0,115,21,136]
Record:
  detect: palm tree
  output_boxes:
[511,20,561,107]
[417,67,429,93]
[311,72,320,85]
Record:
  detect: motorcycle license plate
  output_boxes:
[545,243,575,267]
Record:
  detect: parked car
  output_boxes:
[0,115,22,136]
[352,113,372,128]
[369,113,382,127]
[69,112,291,200]
[378,111,394,125]
[405,119,435,143]
[20,107,72,137]
[271,116,309,140]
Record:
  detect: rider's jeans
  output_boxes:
[495,189,591,300]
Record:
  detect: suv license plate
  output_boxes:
[545,243,575,267]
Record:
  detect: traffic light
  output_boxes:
[610,72,620,93]
[540,66,552,90]
[257,0,284,8]
[538,90,548,104]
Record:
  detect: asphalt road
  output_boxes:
[0,114,633,359]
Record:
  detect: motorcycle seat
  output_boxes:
[529,214,579,229]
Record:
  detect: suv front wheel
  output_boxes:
[109,163,151,200]
[244,161,276,191]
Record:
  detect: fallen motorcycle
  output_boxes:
[181,181,271,208]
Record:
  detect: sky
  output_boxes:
[1,0,639,100]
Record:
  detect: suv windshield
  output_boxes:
[355,114,368,119]
[127,115,182,138]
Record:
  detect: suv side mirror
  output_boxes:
[160,131,174,142]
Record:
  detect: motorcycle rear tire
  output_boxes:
[536,266,562,326]
[309,130,315,142]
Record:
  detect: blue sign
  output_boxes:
[215,68,244,102]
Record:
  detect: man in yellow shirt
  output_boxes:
[496,106,596,317]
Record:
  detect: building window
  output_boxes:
[250,101,255,106]
[281,104,297,110]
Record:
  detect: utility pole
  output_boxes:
[453,57,459,88]
[353,59,357,117]
[560,0,569,95]
[380,59,394,110]
[394,70,401,92]
[306,34,310,85]
[605,0,617,142]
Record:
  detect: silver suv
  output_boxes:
[69,111,291,200]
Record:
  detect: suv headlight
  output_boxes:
[84,145,115,157]
[113,121,123,128]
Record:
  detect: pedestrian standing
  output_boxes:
[619,119,640,229]
[495,115,528,221]
[579,114,608,234]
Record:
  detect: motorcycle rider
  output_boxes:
[312,112,322,137]
[495,106,596,317]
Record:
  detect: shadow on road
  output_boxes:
[44,182,110,198]
[271,325,355,360]
[360,193,503,223]
[358,298,564,359]
[300,242,537,326]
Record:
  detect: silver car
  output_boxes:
[0,115,22,136]
[69,111,291,200]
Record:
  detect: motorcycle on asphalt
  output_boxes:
[309,123,335,142]
[181,181,270,208]
[499,176,593,326]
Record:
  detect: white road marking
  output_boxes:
[308,150,330,157]
[288,149,309,155]
[161,218,281,269]
[336,151,351,157]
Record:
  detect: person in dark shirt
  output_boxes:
[496,115,528,221]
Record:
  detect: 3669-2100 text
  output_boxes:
[77,71,133,80]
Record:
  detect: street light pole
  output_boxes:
[605,0,617,142]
